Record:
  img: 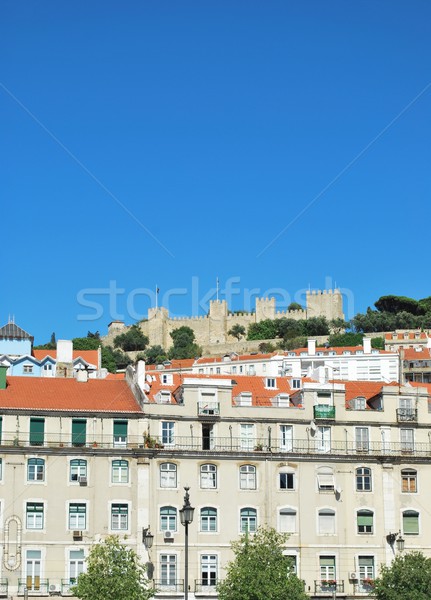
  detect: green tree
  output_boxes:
[72,337,100,350]
[72,535,155,600]
[329,318,349,333]
[228,324,246,340]
[375,295,423,315]
[327,332,364,347]
[303,316,330,336]
[114,325,149,352]
[247,320,279,340]
[168,326,202,360]
[287,302,303,311]
[373,551,431,600]
[217,527,307,600]
[277,318,304,341]
[144,345,168,365]
[101,346,132,372]
[34,331,57,350]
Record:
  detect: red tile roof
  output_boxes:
[0,377,141,413]
[33,349,99,367]
[402,348,431,360]
[385,332,428,340]
[342,380,400,403]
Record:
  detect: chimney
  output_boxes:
[76,369,89,383]
[307,339,316,356]
[136,360,146,391]
[363,337,372,354]
[57,340,73,363]
[0,365,7,390]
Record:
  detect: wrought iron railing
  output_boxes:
[396,408,418,422]
[18,578,49,594]
[0,578,7,595]
[314,405,336,419]
[314,580,345,594]
[153,579,184,592]
[3,432,431,457]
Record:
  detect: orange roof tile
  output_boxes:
[402,348,431,360]
[32,349,99,367]
[0,377,141,413]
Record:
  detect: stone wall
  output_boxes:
[103,289,344,352]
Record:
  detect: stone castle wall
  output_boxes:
[103,289,344,351]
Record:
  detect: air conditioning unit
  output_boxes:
[49,583,61,595]
[349,571,358,580]
[73,530,83,540]
[78,476,88,486]
[164,530,174,541]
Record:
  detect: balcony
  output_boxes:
[397,408,418,422]
[314,580,344,594]
[61,579,76,595]
[314,405,336,420]
[194,579,220,594]
[18,578,49,595]
[197,401,220,418]
[0,578,7,596]
[153,579,184,593]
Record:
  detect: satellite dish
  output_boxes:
[143,383,150,393]
[146,374,152,384]
[335,486,342,495]
[310,420,317,432]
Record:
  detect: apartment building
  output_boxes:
[0,358,430,599]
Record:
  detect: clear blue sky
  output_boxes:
[1,1,430,344]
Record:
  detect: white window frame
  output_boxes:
[161,422,175,446]
[26,502,44,529]
[318,509,336,535]
[200,464,217,489]
[280,425,293,451]
[111,503,129,531]
[160,554,177,587]
[200,507,217,532]
[160,506,177,532]
[239,464,256,490]
[160,463,177,488]
[69,503,87,530]
[112,459,129,484]
[316,467,335,491]
[240,507,257,533]
[279,507,297,533]
[279,470,295,490]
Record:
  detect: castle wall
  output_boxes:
[103,289,344,353]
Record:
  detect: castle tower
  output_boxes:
[209,300,228,344]
[255,297,276,322]
[147,307,169,348]
[306,289,344,321]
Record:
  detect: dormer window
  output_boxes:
[274,394,290,408]
[342,350,351,355]
[265,378,276,389]
[161,374,173,385]
[23,365,33,374]
[351,396,366,410]
[291,379,301,390]
[158,391,171,404]
[237,392,252,407]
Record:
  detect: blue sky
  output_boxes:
[1,1,430,344]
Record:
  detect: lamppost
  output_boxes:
[386,531,405,552]
[142,526,154,580]
[179,487,195,600]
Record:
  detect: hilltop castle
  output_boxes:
[105,289,344,352]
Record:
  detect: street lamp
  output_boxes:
[386,531,405,552]
[179,487,194,600]
[142,527,154,580]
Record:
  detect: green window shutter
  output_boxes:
[114,421,127,437]
[320,557,335,567]
[357,512,373,526]
[29,418,45,446]
[72,420,86,447]
[359,557,374,567]
[403,512,419,534]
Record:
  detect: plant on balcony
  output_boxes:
[362,578,375,587]
[254,443,264,451]
[321,579,337,586]
[143,432,157,448]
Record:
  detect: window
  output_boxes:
[69,550,85,585]
[285,554,297,574]
[69,503,86,529]
[279,471,295,490]
[201,507,217,532]
[160,506,177,532]
[26,550,41,591]
[160,555,176,587]
[240,507,257,533]
[355,427,369,452]
[356,467,372,491]
[72,419,86,447]
[239,465,256,490]
[357,509,374,534]
[26,502,44,529]
[111,504,128,530]
[316,426,331,453]
[266,378,276,389]
[280,425,293,452]
[162,373,173,385]
[318,509,336,534]
[240,424,255,450]
[279,508,296,533]
[112,460,129,484]
[160,463,177,488]
[352,396,366,410]
[358,556,374,589]
[29,418,45,446]
[200,464,217,489]
[23,364,33,374]
[401,469,417,493]
[292,378,301,389]
[201,554,217,587]
[403,510,419,535]
[113,421,127,448]
[316,467,335,491]
[400,428,414,452]
[320,556,336,580]
[161,422,174,445]
[27,458,45,482]
[70,459,87,482]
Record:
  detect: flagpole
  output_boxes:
[216,277,219,302]
[156,285,158,310]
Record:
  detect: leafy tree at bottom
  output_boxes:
[217,527,307,600]
[72,535,155,600]
[373,551,431,600]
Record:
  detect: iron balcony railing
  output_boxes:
[194,578,220,592]
[61,578,77,595]
[396,408,418,422]
[18,578,49,594]
[153,579,184,592]
[197,401,220,417]
[314,580,345,594]
[0,578,7,595]
[314,405,336,419]
[2,432,431,458]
